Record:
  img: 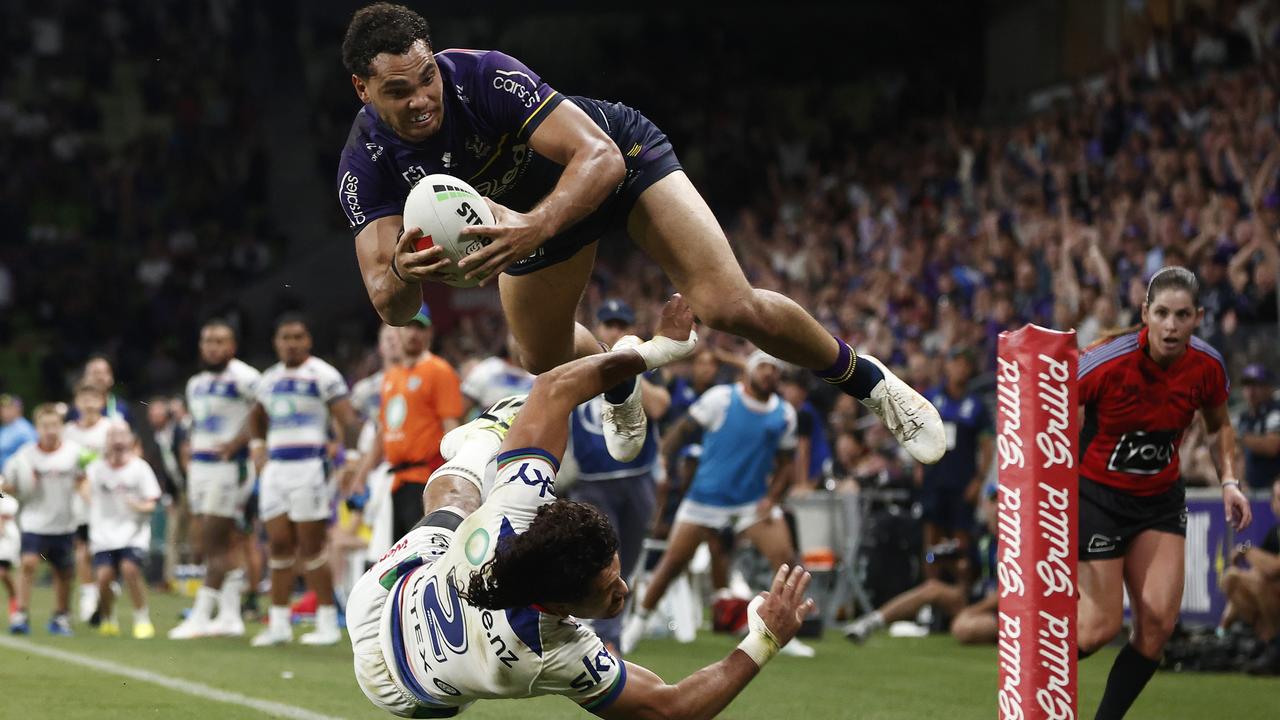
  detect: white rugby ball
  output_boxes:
[402,174,495,288]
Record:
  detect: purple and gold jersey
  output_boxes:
[337,48,681,275]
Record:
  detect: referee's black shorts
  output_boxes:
[1078,476,1186,561]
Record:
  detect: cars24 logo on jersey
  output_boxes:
[1106,430,1176,475]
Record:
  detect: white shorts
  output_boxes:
[187,460,250,519]
[0,529,18,565]
[259,458,334,523]
[347,521,465,718]
[674,497,780,535]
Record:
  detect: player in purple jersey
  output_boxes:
[337,3,944,470]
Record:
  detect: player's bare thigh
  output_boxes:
[737,514,794,568]
[626,171,755,309]
[1124,530,1185,656]
[497,242,599,373]
[1078,557,1125,652]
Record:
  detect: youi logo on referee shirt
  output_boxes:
[1106,430,1176,475]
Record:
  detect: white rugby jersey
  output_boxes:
[186,359,262,461]
[370,448,625,714]
[63,417,109,456]
[257,356,349,461]
[351,369,386,424]
[86,456,162,553]
[461,357,534,409]
[0,494,20,558]
[2,441,85,534]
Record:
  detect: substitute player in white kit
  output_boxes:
[63,382,111,622]
[347,295,815,719]
[170,319,263,639]
[86,421,162,639]
[251,314,361,647]
[1,404,86,635]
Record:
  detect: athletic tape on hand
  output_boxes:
[632,330,698,370]
[736,595,781,668]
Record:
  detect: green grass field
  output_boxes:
[1,587,1275,719]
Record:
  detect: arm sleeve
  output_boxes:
[321,364,351,404]
[778,403,799,451]
[1206,361,1230,408]
[337,140,402,234]
[484,449,560,533]
[533,624,627,713]
[688,385,732,431]
[137,462,163,501]
[472,51,565,140]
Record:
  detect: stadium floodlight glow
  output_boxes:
[995,326,1078,720]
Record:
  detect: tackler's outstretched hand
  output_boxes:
[625,294,698,371]
[655,293,695,343]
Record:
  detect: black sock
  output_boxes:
[1095,643,1159,720]
[604,376,636,405]
[812,338,884,400]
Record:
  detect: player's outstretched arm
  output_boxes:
[596,565,814,720]
[502,294,696,461]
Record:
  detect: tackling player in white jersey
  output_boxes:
[170,319,263,640]
[249,314,362,647]
[0,404,86,635]
[86,421,162,639]
[347,295,814,718]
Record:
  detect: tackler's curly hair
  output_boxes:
[462,500,618,610]
[342,3,432,78]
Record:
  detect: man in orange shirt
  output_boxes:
[352,304,464,539]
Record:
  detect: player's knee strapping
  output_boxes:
[267,556,296,571]
[429,461,484,494]
[302,554,328,573]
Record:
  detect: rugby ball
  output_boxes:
[402,174,495,288]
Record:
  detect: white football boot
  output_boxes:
[440,394,527,461]
[857,355,946,465]
[601,336,647,462]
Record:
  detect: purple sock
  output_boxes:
[812,337,883,400]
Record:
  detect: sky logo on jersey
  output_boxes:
[1106,430,1177,475]
[434,183,476,201]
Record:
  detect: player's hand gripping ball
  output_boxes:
[401,174,496,288]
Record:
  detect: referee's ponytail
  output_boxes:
[1146,266,1201,307]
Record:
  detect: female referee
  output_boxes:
[1077,266,1253,719]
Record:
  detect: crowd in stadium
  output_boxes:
[2,0,1280,684]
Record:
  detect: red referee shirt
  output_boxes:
[1078,328,1229,496]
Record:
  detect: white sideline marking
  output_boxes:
[0,635,349,720]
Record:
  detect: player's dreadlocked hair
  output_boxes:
[342,3,432,78]
[462,500,618,610]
